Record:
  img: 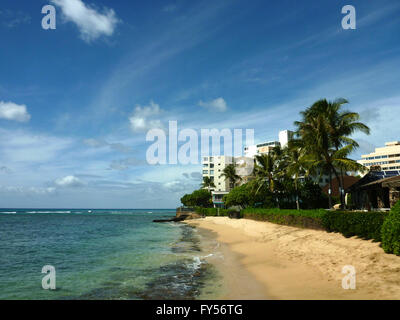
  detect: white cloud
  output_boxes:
[109,157,145,170]
[0,101,31,122]
[198,97,227,112]
[51,0,119,42]
[55,175,85,188]
[0,128,72,163]
[129,101,164,132]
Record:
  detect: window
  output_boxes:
[210,164,214,168]
[203,170,208,174]
[203,157,208,162]
[209,157,214,162]
[203,164,208,168]
[210,170,214,175]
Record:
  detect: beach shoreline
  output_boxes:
[186,217,400,300]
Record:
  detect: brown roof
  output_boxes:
[361,175,400,188]
[322,176,360,197]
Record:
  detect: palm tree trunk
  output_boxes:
[339,167,345,209]
[328,170,333,209]
[295,176,300,210]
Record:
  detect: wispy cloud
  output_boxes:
[83,138,132,153]
[0,185,56,195]
[109,157,146,171]
[0,10,31,28]
[54,175,86,188]
[163,4,178,13]
[0,101,31,122]
[129,101,164,132]
[198,97,227,112]
[0,166,12,174]
[51,0,120,42]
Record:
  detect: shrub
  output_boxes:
[223,180,274,209]
[322,211,387,242]
[181,189,212,207]
[242,208,327,230]
[382,201,400,255]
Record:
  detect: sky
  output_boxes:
[0,0,399,208]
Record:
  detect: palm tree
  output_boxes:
[323,99,370,207]
[221,164,241,190]
[282,140,308,210]
[253,147,282,207]
[201,176,215,192]
[294,98,369,209]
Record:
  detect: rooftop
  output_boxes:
[385,141,400,146]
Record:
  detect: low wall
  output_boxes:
[176,210,202,220]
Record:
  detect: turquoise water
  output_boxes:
[0,209,220,300]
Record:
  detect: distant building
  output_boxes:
[204,129,295,208]
[279,130,294,148]
[202,155,234,192]
[244,141,280,158]
[244,130,294,158]
[211,191,229,209]
[358,141,400,178]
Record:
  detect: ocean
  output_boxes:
[0,209,222,300]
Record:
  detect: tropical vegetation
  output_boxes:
[181,98,370,211]
[381,200,400,255]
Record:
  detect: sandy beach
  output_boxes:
[186,217,400,300]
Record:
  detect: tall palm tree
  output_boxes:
[323,99,370,207]
[221,164,241,190]
[201,176,215,192]
[294,98,369,209]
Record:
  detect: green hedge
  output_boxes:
[241,208,327,230]
[382,201,400,255]
[195,207,390,247]
[322,211,387,242]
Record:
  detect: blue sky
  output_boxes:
[0,0,399,208]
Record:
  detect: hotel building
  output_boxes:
[202,156,234,192]
[358,141,400,177]
[202,130,294,207]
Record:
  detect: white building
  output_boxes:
[358,141,400,176]
[279,130,294,148]
[244,130,294,158]
[202,155,234,192]
[203,130,295,207]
